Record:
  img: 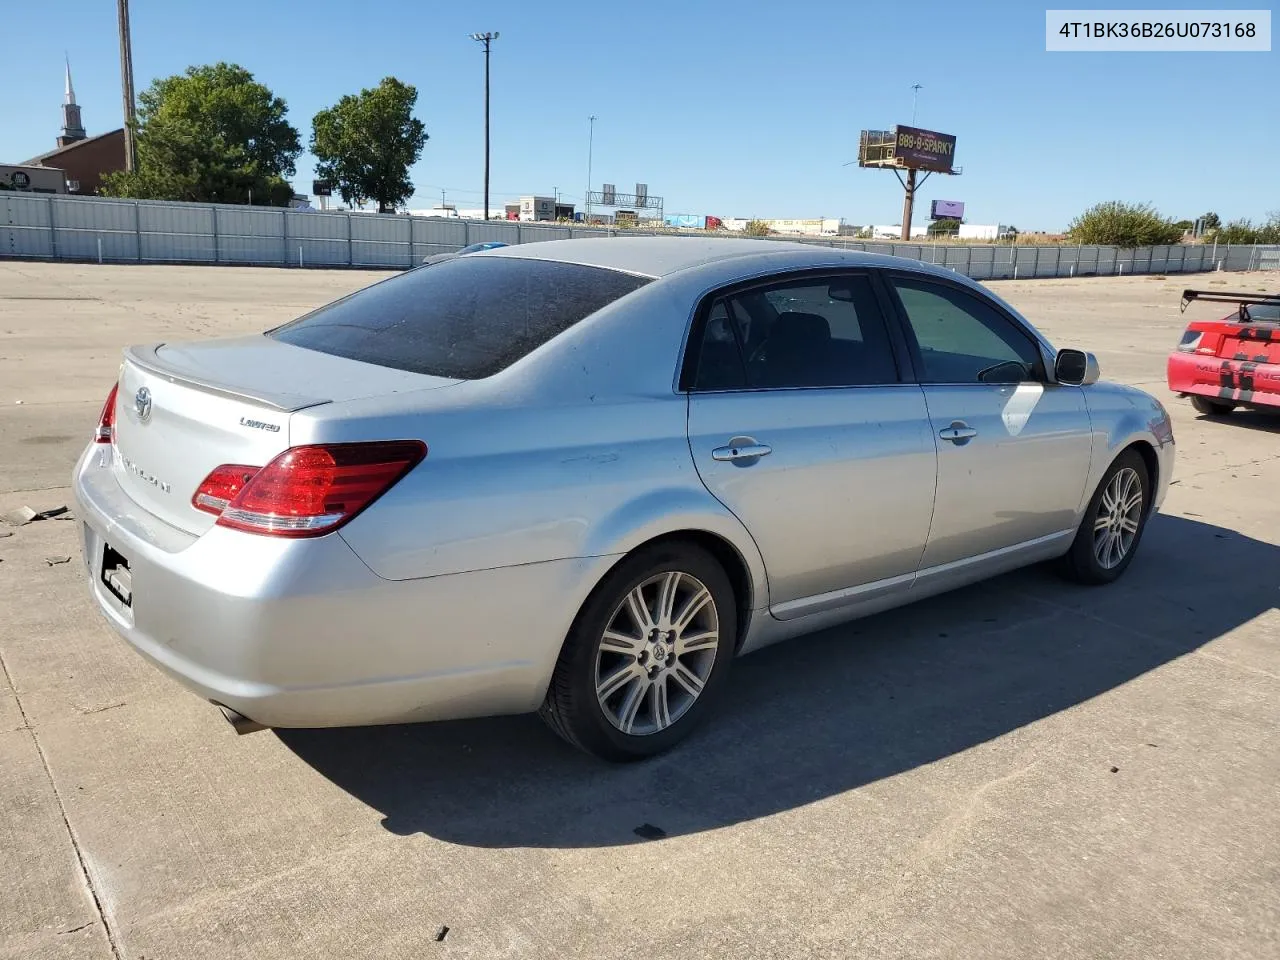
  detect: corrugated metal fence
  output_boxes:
[2,192,1276,279]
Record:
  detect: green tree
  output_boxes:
[100,63,301,205]
[1066,202,1183,248]
[311,78,428,213]
[1200,211,1221,231]
[927,217,960,237]
[743,219,771,237]
[1173,219,1194,233]
[1211,215,1280,245]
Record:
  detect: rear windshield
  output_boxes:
[268,256,651,379]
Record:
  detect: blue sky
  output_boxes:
[3,0,1276,230]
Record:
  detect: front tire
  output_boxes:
[1190,395,1235,416]
[540,542,736,761]
[1057,449,1152,585]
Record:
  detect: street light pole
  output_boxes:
[470,32,499,221]
[911,83,923,126]
[586,115,597,223]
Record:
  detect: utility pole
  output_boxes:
[117,0,137,172]
[470,32,499,220]
[586,115,597,223]
[911,83,923,126]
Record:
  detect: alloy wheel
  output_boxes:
[594,571,720,736]
[1093,466,1144,569]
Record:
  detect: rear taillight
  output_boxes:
[1176,329,1202,353]
[191,464,261,515]
[95,383,120,443]
[192,441,426,538]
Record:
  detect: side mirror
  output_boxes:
[1055,349,1100,386]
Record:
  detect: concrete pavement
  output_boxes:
[1,262,1276,959]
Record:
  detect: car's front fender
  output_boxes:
[1082,382,1176,514]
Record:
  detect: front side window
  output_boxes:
[688,274,900,390]
[890,277,1042,384]
[270,256,650,379]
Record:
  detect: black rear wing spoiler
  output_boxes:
[1181,288,1280,320]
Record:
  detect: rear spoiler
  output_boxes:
[1181,288,1280,321]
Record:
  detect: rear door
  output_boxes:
[685,271,937,618]
[883,273,1093,569]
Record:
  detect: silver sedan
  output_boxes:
[73,238,1175,760]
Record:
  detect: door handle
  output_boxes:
[938,421,978,444]
[712,437,772,462]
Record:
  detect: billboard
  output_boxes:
[930,199,965,220]
[664,214,706,229]
[893,125,957,173]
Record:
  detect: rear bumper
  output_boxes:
[72,444,600,729]
[1167,351,1280,408]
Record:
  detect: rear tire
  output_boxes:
[540,541,736,762]
[1057,449,1151,585]
[1190,395,1235,416]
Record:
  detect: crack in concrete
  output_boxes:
[1173,453,1280,483]
[82,701,127,716]
[0,646,122,960]
[0,482,79,497]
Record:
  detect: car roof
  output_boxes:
[485,236,921,279]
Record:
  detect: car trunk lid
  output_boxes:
[111,336,458,535]
[1213,323,1280,363]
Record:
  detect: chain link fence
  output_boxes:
[3,192,1275,278]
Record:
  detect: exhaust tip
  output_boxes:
[215,703,268,735]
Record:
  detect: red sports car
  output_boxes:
[1167,289,1280,416]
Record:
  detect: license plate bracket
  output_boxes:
[101,543,133,607]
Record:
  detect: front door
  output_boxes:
[684,272,938,617]
[885,274,1094,569]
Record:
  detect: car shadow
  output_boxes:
[279,514,1277,848]
[1195,410,1280,433]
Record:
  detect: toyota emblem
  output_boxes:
[134,386,152,422]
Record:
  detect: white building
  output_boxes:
[871,225,929,239]
[518,196,555,221]
[405,206,501,220]
[760,218,842,237]
[407,206,458,218]
[958,224,1014,241]
[718,217,842,236]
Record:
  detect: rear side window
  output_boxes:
[688,273,900,390]
[269,257,651,379]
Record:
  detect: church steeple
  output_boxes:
[58,55,86,147]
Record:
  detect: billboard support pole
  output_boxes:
[894,168,929,241]
[900,168,915,242]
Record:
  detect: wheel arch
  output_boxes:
[1081,384,1174,519]
[1123,439,1160,512]
[579,527,763,655]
